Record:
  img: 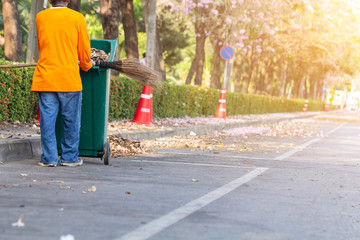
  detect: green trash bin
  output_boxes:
[55,39,117,165]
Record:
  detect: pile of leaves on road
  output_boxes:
[108,135,149,157]
[108,121,160,133]
[107,118,334,156]
[142,119,328,154]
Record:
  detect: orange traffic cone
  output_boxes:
[36,107,40,123]
[302,100,308,112]
[215,88,226,119]
[133,84,153,125]
[324,103,329,112]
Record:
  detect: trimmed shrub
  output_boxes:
[0,60,38,122]
[0,63,326,123]
[109,76,326,121]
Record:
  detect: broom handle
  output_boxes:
[0,63,37,68]
[0,61,120,69]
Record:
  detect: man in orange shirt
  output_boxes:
[31,0,93,167]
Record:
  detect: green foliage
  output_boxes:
[133,0,145,32]
[152,83,219,118]
[108,76,325,121]
[109,76,142,119]
[85,14,103,39]
[0,59,38,122]
[0,66,325,123]
[0,45,4,59]
[158,6,192,70]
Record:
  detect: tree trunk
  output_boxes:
[68,0,81,12]
[210,42,222,89]
[241,49,254,94]
[155,29,166,81]
[141,0,165,80]
[264,62,274,95]
[240,70,251,93]
[2,0,23,62]
[312,78,318,100]
[100,0,120,40]
[278,63,287,98]
[192,19,206,86]
[26,0,43,63]
[254,63,265,94]
[233,58,243,93]
[194,34,206,86]
[298,75,306,99]
[120,0,139,59]
[99,0,120,75]
[185,59,196,85]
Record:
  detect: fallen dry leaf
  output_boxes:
[108,136,149,157]
[82,186,96,194]
[192,179,199,182]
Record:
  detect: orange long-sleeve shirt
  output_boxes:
[31,7,93,92]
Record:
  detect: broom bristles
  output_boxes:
[112,59,162,90]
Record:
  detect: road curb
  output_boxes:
[0,112,325,163]
[0,137,41,162]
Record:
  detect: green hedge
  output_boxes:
[0,60,38,122]
[109,76,326,120]
[0,63,326,122]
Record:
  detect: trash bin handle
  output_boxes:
[90,66,101,75]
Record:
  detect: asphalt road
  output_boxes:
[1,112,360,240]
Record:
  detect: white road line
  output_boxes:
[115,167,268,240]
[130,159,253,169]
[325,123,346,136]
[144,151,271,161]
[274,123,346,161]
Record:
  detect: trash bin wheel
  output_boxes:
[103,142,110,165]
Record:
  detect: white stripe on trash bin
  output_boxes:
[115,167,268,240]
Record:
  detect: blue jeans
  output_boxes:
[38,92,82,164]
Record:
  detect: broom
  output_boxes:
[96,59,162,89]
[0,59,162,89]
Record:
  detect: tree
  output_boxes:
[157,5,190,71]
[26,0,43,63]
[142,0,166,80]
[120,0,139,58]
[99,0,120,62]
[68,0,81,12]
[2,0,22,62]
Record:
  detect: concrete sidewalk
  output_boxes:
[0,112,326,163]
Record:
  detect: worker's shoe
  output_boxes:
[38,162,57,167]
[60,158,83,167]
